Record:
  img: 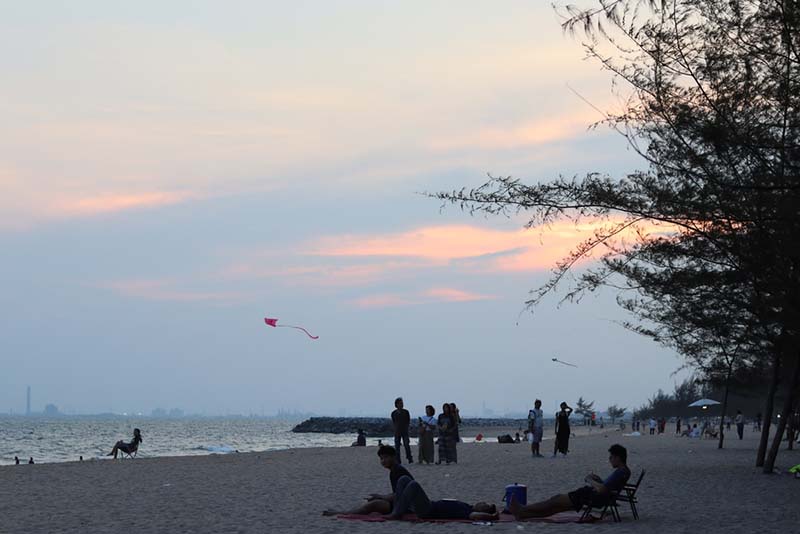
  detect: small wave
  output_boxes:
[194,445,237,453]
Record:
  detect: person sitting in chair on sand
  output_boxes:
[108,428,142,459]
[322,445,412,516]
[388,475,499,521]
[509,444,630,520]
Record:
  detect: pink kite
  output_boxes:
[264,317,319,340]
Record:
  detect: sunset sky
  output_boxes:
[0,1,686,416]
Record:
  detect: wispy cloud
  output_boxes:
[96,279,245,303]
[427,110,602,151]
[308,222,626,272]
[53,191,191,216]
[350,287,496,309]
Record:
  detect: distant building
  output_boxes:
[151,408,167,417]
[168,408,184,418]
[43,403,60,416]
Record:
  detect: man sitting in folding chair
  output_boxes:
[509,444,631,521]
[107,428,142,459]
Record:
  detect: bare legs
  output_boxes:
[107,440,124,458]
[509,494,573,520]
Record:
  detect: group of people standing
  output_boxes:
[391,397,461,465]
[527,400,573,457]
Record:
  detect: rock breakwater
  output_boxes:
[292,417,527,437]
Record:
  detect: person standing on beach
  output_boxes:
[676,417,682,435]
[418,405,437,464]
[437,403,453,464]
[735,410,745,440]
[448,403,461,464]
[649,417,656,435]
[392,397,413,464]
[754,412,762,432]
[528,399,544,457]
[553,402,572,457]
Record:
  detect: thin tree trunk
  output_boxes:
[787,398,798,451]
[764,354,800,473]
[718,363,732,449]
[757,351,782,467]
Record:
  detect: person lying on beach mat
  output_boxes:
[322,445,412,516]
[387,475,499,521]
[509,444,630,520]
[107,428,142,459]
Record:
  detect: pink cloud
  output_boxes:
[309,221,661,273]
[427,110,603,151]
[350,287,496,309]
[53,191,191,216]
[350,294,416,309]
[221,261,424,288]
[422,287,494,302]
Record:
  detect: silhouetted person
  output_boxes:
[448,402,461,463]
[79,455,83,461]
[322,445,413,516]
[391,397,413,464]
[28,457,34,464]
[14,456,19,465]
[554,402,573,456]
[352,429,366,447]
[108,428,142,458]
[510,444,630,519]
[735,410,744,439]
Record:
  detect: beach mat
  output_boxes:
[336,511,593,523]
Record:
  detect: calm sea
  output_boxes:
[0,417,370,465]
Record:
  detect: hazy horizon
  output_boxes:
[2,1,689,419]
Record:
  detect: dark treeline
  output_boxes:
[634,377,768,420]
[437,0,800,473]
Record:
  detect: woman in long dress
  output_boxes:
[437,403,452,464]
[418,405,437,464]
[553,402,573,457]
[448,402,462,464]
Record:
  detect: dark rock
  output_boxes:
[291,417,528,437]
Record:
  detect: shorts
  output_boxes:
[567,486,608,512]
[531,427,543,443]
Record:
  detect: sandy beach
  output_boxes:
[1,428,798,533]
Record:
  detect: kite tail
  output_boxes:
[277,324,319,340]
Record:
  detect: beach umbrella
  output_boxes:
[688,399,721,408]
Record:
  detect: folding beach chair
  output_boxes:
[615,470,645,520]
[580,492,621,523]
[119,442,139,459]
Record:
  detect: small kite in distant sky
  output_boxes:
[552,357,578,368]
[264,317,319,340]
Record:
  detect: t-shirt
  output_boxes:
[392,408,411,432]
[420,415,437,429]
[427,499,473,519]
[528,408,544,430]
[735,414,743,424]
[389,464,413,493]
[602,466,631,493]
